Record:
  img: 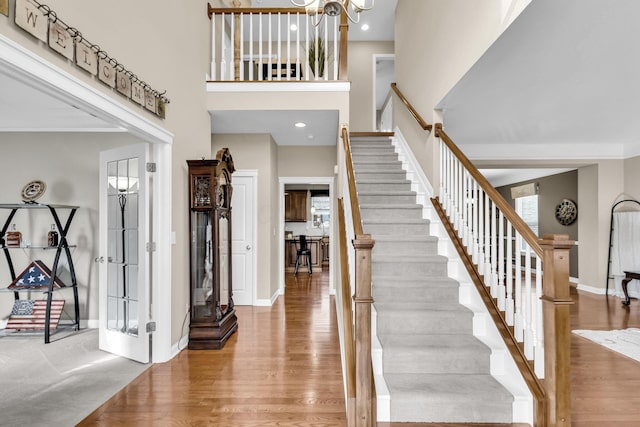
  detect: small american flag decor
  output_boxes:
[6,299,65,330]
[8,260,66,290]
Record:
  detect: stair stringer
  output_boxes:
[388,127,534,426]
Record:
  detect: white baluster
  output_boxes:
[477,187,485,275]
[305,14,310,80]
[259,13,263,81]
[472,179,479,264]
[484,195,491,287]
[211,11,216,80]
[277,13,282,80]
[220,13,226,80]
[249,13,253,80]
[534,253,545,378]
[466,173,473,252]
[239,14,244,81]
[491,201,498,297]
[514,231,523,342]
[333,17,338,79]
[296,13,300,80]
[268,14,272,81]
[498,211,505,310]
[324,16,328,80]
[506,222,514,325]
[230,13,235,80]
[286,13,291,80]
[524,244,533,359]
[461,169,468,247]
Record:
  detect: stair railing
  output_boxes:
[207,4,347,81]
[339,127,375,426]
[434,123,574,427]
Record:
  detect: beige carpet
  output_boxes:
[0,328,149,426]
[573,328,640,362]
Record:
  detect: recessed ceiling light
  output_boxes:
[290,24,298,31]
[295,122,306,128]
[361,24,370,31]
[307,134,315,140]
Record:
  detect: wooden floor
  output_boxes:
[80,275,640,426]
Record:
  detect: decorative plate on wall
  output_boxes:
[555,199,577,226]
[21,180,46,203]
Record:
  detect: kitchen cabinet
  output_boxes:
[285,190,307,222]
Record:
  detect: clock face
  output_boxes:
[555,199,577,226]
[21,180,46,202]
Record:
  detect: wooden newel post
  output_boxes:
[353,234,374,427]
[539,234,574,427]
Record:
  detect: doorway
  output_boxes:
[0,34,174,363]
[373,54,395,131]
[279,177,335,296]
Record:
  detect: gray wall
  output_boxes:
[496,170,579,278]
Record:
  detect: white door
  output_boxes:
[231,172,256,305]
[98,144,150,363]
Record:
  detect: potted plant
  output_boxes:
[308,37,326,79]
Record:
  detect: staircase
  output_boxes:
[350,135,514,423]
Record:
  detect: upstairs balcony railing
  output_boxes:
[207,4,347,82]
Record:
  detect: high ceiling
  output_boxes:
[438,0,640,162]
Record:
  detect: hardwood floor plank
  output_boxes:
[80,275,640,426]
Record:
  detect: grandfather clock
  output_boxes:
[187,148,237,349]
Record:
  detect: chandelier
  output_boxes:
[291,0,374,25]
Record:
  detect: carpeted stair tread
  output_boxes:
[374,301,471,312]
[372,254,448,264]
[384,373,514,423]
[373,276,458,288]
[361,203,421,210]
[381,334,492,374]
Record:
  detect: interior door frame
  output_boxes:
[279,177,335,297]
[232,170,258,306]
[0,34,174,363]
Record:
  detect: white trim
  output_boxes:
[392,127,434,207]
[461,142,630,161]
[171,334,190,359]
[234,169,258,306]
[0,34,173,145]
[576,283,608,295]
[207,81,350,92]
[255,289,280,306]
[279,176,335,296]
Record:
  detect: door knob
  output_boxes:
[246,245,251,250]
[94,256,104,263]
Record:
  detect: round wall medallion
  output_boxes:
[21,180,46,203]
[555,199,577,226]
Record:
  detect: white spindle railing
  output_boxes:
[209,8,341,82]
[439,135,546,381]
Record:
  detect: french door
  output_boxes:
[98,144,150,363]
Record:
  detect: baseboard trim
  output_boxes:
[254,289,280,306]
[576,283,607,295]
[171,334,189,358]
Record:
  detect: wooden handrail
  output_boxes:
[431,197,547,426]
[338,198,356,426]
[390,83,432,131]
[342,127,363,235]
[435,123,543,258]
[208,6,321,18]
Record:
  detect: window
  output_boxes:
[311,195,330,233]
[515,195,538,251]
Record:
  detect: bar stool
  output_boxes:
[294,235,312,275]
